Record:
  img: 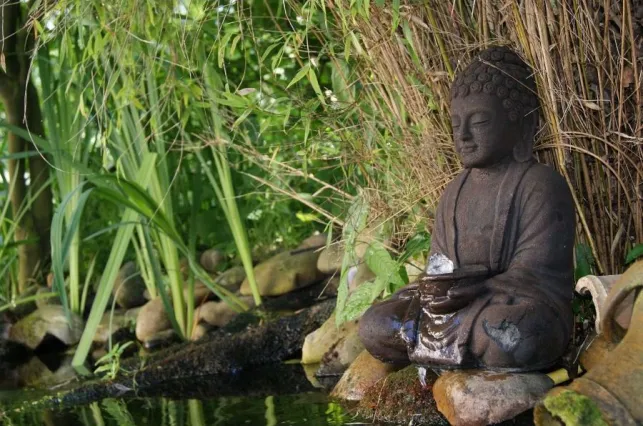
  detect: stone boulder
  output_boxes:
[240,249,326,297]
[196,296,255,328]
[302,312,361,365]
[297,233,328,250]
[135,298,172,343]
[317,243,343,274]
[200,249,224,273]
[113,261,147,309]
[356,365,448,425]
[9,305,84,350]
[331,350,399,401]
[433,370,554,426]
[214,266,246,292]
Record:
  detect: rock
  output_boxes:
[35,287,60,309]
[196,296,255,328]
[214,266,246,292]
[143,329,179,350]
[11,286,38,318]
[190,323,210,341]
[8,305,84,350]
[0,338,32,389]
[357,365,448,425]
[317,324,364,376]
[433,370,554,426]
[16,355,77,388]
[302,312,363,367]
[297,233,328,250]
[331,350,399,401]
[240,249,326,297]
[135,298,172,343]
[317,243,344,274]
[200,249,224,273]
[93,311,134,344]
[113,261,147,309]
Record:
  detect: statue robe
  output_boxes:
[407,159,575,370]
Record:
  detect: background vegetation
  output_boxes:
[0,0,641,361]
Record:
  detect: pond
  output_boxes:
[0,363,373,426]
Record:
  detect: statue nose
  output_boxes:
[458,124,472,142]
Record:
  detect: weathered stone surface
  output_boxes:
[9,305,84,350]
[142,329,179,350]
[433,370,553,426]
[317,243,344,274]
[11,300,336,408]
[240,249,325,296]
[93,311,134,344]
[136,298,172,343]
[317,324,364,377]
[196,296,255,328]
[34,287,60,309]
[190,323,210,341]
[297,233,328,250]
[357,365,448,425]
[214,266,246,292]
[331,350,399,401]
[302,312,361,364]
[200,249,224,273]
[113,261,147,309]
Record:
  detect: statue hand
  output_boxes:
[422,281,489,314]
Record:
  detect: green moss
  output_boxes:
[543,390,608,426]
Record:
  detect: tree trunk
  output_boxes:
[0,1,53,293]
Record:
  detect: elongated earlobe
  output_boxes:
[514,113,537,162]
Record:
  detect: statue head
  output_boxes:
[449,46,539,168]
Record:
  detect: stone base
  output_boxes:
[433,370,554,426]
[356,365,449,425]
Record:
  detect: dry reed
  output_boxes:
[325,0,642,274]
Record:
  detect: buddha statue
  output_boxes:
[359,46,576,371]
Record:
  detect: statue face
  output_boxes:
[450,93,522,169]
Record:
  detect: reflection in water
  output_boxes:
[0,393,355,426]
[264,395,276,426]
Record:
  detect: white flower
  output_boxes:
[273,67,285,75]
[330,95,338,103]
[296,16,305,25]
[324,89,333,97]
[310,57,318,67]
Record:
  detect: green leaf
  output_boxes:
[364,242,405,288]
[218,31,234,68]
[625,243,643,264]
[286,64,311,89]
[399,232,431,264]
[575,243,595,281]
[392,0,400,32]
[331,59,353,103]
[341,280,380,322]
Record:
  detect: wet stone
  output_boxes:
[240,249,326,297]
[331,350,399,401]
[356,365,448,425]
[433,370,554,426]
[113,261,147,309]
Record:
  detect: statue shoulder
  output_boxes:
[524,163,571,194]
[521,163,574,210]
